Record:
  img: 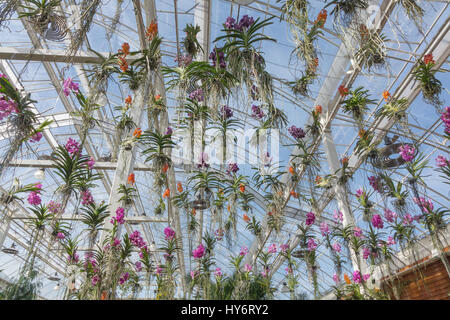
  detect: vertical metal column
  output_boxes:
[142,0,189,296]
[193,0,211,247]
[194,0,211,62]
[99,72,153,243]
[243,0,385,268]
[0,209,16,250]
[322,129,365,274]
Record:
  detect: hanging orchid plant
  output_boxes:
[18,0,67,41]
[214,16,276,109]
[324,0,369,27]
[354,27,388,71]
[141,129,175,191]
[52,141,101,216]
[375,96,409,124]
[412,53,442,108]
[397,0,424,29]
[0,75,52,179]
[183,24,203,58]
[341,87,376,128]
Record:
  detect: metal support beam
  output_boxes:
[322,129,364,273]
[243,0,389,268]
[349,22,450,172]
[0,46,139,64]
[0,61,87,219]
[191,0,211,256]
[0,186,69,275]
[10,214,168,223]
[57,2,115,159]
[143,0,188,296]
[0,60,59,149]
[8,159,153,171]
[194,0,211,62]
[0,209,17,250]
[16,3,112,194]
[6,230,67,276]
[99,72,153,243]
[268,12,450,279]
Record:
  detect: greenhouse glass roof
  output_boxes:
[0,0,448,300]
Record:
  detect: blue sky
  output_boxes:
[0,0,448,299]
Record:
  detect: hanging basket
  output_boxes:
[189,189,212,210]
[37,153,56,160]
[185,80,198,96]
[362,204,375,223]
[191,196,210,210]
[48,272,61,281]
[371,143,416,169]
[123,142,133,151]
[98,153,112,162]
[292,249,307,259]
[43,14,67,42]
[0,193,13,205]
[1,246,18,255]
[392,198,407,213]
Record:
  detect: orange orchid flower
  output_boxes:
[162,163,169,173]
[341,157,349,166]
[118,56,128,72]
[239,183,245,193]
[313,105,322,117]
[125,95,132,105]
[155,94,161,101]
[121,42,130,56]
[423,53,435,65]
[314,9,327,28]
[227,204,231,212]
[289,166,295,175]
[177,182,183,193]
[313,57,319,68]
[127,173,135,185]
[162,188,170,199]
[338,85,349,97]
[267,211,273,216]
[315,105,323,114]
[315,176,322,184]
[146,21,158,40]
[382,90,391,102]
[100,291,108,300]
[243,213,250,223]
[133,128,142,138]
[358,129,366,138]
[359,24,369,38]
[191,208,196,216]
[290,190,299,199]
[344,274,351,285]
[309,57,319,72]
